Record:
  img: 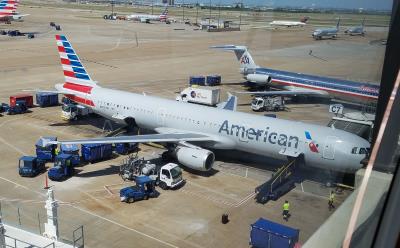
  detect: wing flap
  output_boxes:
[41,133,213,146]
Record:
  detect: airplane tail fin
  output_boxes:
[361,18,365,27]
[0,0,19,16]
[55,35,97,87]
[300,16,309,23]
[159,7,168,20]
[210,45,258,73]
[336,17,341,29]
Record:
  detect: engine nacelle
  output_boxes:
[246,74,272,84]
[172,147,215,171]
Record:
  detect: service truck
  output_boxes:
[120,155,184,190]
[176,86,220,106]
[251,96,285,112]
[61,103,93,121]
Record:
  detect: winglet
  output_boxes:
[217,93,237,111]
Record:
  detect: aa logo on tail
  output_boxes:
[305,131,319,153]
[240,55,250,64]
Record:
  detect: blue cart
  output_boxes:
[250,218,299,248]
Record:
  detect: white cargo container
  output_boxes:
[176,86,220,106]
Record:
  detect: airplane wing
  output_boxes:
[41,133,214,146]
[235,90,328,96]
[23,89,76,95]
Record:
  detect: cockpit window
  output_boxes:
[351,147,358,154]
[359,148,368,155]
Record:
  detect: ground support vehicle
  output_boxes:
[60,144,80,166]
[120,176,159,203]
[48,154,74,181]
[18,156,46,177]
[35,136,57,162]
[61,103,93,121]
[119,155,184,190]
[251,96,285,112]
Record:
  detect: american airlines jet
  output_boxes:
[211,45,380,102]
[43,35,370,173]
[126,7,168,22]
[0,0,29,23]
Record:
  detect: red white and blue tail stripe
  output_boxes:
[159,8,168,20]
[55,35,97,107]
[56,34,96,86]
[0,0,18,16]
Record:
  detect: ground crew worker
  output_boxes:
[55,146,60,156]
[282,200,290,221]
[328,190,335,211]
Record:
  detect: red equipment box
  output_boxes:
[10,94,34,108]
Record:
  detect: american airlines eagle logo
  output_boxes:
[240,55,250,64]
[305,131,319,153]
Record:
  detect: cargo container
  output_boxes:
[206,75,222,86]
[189,76,206,86]
[36,92,59,107]
[250,218,299,248]
[176,86,220,106]
[35,136,57,162]
[114,143,138,155]
[10,94,33,108]
[60,144,80,166]
[82,143,113,163]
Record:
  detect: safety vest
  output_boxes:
[283,203,290,211]
[329,193,335,201]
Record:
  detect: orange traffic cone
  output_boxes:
[44,175,49,189]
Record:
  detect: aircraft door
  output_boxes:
[322,136,337,160]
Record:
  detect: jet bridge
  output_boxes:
[255,158,299,204]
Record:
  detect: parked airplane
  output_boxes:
[211,45,379,102]
[0,0,29,23]
[270,17,309,27]
[312,18,341,40]
[126,7,168,22]
[345,18,365,36]
[41,35,370,174]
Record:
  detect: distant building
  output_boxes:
[168,0,174,5]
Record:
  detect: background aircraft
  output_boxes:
[0,0,28,23]
[42,35,370,174]
[269,16,309,27]
[312,18,341,40]
[126,7,168,22]
[211,45,379,102]
[345,18,366,36]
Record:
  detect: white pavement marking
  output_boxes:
[69,205,180,248]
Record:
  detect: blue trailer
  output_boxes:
[206,75,222,86]
[114,143,138,155]
[35,137,57,162]
[250,218,299,248]
[189,76,206,86]
[36,93,59,107]
[60,144,80,166]
[81,143,113,163]
[18,156,46,177]
[48,154,74,181]
[120,176,158,203]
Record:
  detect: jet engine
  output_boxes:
[246,74,272,84]
[171,146,215,171]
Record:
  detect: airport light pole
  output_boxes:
[195,1,199,24]
[208,0,211,29]
[151,0,154,15]
[239,0,243,30]
[217,2,220,29]
[182,0,185,22]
